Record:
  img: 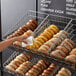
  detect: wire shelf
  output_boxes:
[2,45,74,76]
[2,10,48,40]
[5,45,76,70]
[3,50,43,76]
[2,10,76,76]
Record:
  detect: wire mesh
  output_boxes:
[2,10,76,76]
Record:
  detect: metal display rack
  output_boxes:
[2,10,48,40]
[2,10,76,76]
[3,49,60,76]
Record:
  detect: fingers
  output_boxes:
[18,30,33,41]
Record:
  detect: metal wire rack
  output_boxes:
[2,10,76,75]
[2,10,48,40]
[3,48,60,76]
[34,12,72,37]
[2,45,74,76]
[67,19,76,44]
[3,50,42,76]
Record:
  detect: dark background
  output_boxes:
[38,0,76,18]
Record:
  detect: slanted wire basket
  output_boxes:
[3,50,60,76]
[2,10,47,40]
[3,10,76,75]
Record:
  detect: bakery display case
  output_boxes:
[1,0,76,76]
[0,10,76,76]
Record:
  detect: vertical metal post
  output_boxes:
[0,0,1,40]
[36,0,38,21]
[36,0,38,13]
[0,0,3,76]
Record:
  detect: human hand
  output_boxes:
[16,30,33,42]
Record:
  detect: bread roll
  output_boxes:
[61,39,74,52]
[28,25,59,49]
[56,46,69,54]
[56,68,71,76]
[40,64,56,76]
[29,19,38,27]
[61,68,71,76]
[7,19,38,39]
[65,55,76,62]
[16,61,33,75]
[38,30,69,55]
[70,48,76,55]
[33,65,42,72]
[5,65,16,73]
[51,50,66,59]
[26,22,35,31]
[25,60,47,76]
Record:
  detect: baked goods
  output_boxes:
[23,30,33,37]
[38,30,69,55]
[13,41,22,47]
[39,64,56,76]
[59,39,74,54]
[5,65,16,73]
[5,53,31,72]
[51,50,66,59]
[56,68,71,76]
[65,55,76,63]
[51,39,74,59]
[70,48,76,55]
[16,61,33,76]
[7,19,38,39]
[56,46,69,55]
[60,39,74,52]
[27,25,59,49]
[13,30,33,46]
[29,19,38,27]
[38,45,50,55]
[25,60,47,76]
[65,46,76,63]
[53,30,69,39]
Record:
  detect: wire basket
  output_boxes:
[3,47,60,76]
[2,10,76,75]
[34,13,72,37]
[2,10,48,40]
[3,46,75,76]
[3,51,42,76]
[67,19,76,44]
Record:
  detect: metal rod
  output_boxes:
[64,19,73,31]
[0,0,3,76]
[34,14,49,34]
